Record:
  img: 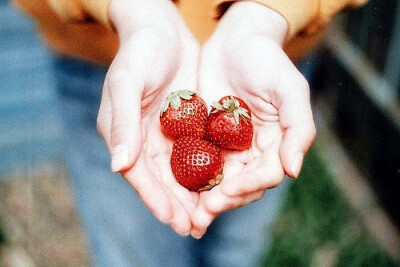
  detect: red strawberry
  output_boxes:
[160,90,208,140]
[171,136,224,191]
[205,96,253,151]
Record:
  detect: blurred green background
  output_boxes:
[263,149,399,266]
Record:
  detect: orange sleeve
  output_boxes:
[213,0,368,40]
[46,0,112,27]
[12,0,118,65]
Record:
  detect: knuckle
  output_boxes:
[295,73,310,92]
[205,193,234,214]
[110,116,132,142]
[205,198,224,214]
[242,171,268,192]
[286,72,310,96]
[112,110,131,124]
[111,120,129,136]
[309,123,317,142]
[302,121,317,145]
[259,168,285,189]
[268,176,284,189]
[106,71,129,91]
[256,191,266,201]
[250,191,265,203]
[96,114,107,137]
[254,175,270,192]
[96,119,104,136]
[135,27,176,44]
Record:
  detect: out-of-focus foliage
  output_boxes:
[262,148,398,267]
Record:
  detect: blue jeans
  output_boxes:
[53,57,289,267]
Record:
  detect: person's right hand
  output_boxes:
[96,0,200,235]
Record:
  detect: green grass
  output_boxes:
[262,148,399,267]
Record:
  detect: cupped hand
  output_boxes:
[96,0,200,235]
[191,1,316,238]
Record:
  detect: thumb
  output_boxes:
[278,76,316,178]
[107,72,143,173]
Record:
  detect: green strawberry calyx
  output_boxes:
[198,173,224,192]
[211,97,250,125]
[160,90,196,117]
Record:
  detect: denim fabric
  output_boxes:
[53,56,289,267]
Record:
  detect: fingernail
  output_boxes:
[182,230,191,237]
[191,233,203,239]
[111,144,129,172]
[170,221,191,236]
[291,153,304,178]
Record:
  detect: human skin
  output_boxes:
[96,0,200,236]
[97,0,316,238]
[190,1,316,238]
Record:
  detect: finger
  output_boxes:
[107,63,143,173]
[203,188,266,214]
[97,82,113,150]
[221,147,284,196]
[107,28,181,173]
[278,74,316,178]
[151,152,197,214]
[190,188,265,238]
[144,131,195,236]
[221,125,284,196]
[190,202,214,239]
[124,156,173,224]
[221,164,285,197]
[165,36,200,93]
[198,42,233,104]
[163,188,192,236]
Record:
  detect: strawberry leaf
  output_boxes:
[234,98,240,108]
[160,90,195,116]
[211,102,224,113]
[222,98,231,109]
[238,107,250,118]
[234,111,240,125]
[160,100,170,116]
[178,90,195,100]
[170,95,182,110]
[231,106,251,124]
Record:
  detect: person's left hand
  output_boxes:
[190,1,316,238]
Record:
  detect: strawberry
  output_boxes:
[171,136,223,191]
[205,96,253,151]
[160,90,208,140]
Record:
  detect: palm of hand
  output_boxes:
[192,88,286,236]
[124,98,199,235]
[221,100,284,193]
[99,2,315,238]
[97,19,201,235]
[190,32,312,237]
[122,35,201,234]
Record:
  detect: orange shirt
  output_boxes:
[13,0,367,65]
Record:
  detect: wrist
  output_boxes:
[109,0,176,39]
[223,1,288,45]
